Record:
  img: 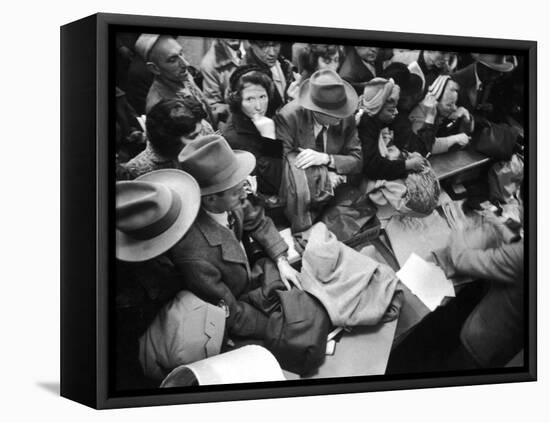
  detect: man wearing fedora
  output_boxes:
[135,34,215,124]
[276,69,362,176]
[115,169,208,388]
[171,134,300,339]
[275,69,362,231]
[452,53,517,121]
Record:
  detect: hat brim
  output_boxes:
[476,58,515,73]
[297,78,359,118]
[116,169,201,262]
[200,150,256,196]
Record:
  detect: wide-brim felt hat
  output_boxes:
[116,169,200,262]
[472,53,516,73]
[298,69,358,118]
[178,134,256,196]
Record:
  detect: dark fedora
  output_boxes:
[116,169,200,262]
[178,134,256,195]
[298,69,358,118]
[472,53,516,73]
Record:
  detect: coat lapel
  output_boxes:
[203,303,226,357]
[196,209,249,266]
[298,109,317,150]
[453,64,478,111]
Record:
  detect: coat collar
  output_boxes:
[339,46,374,83]
[230,112,261,136]
[203,303,226,356]
[195,208,249,266]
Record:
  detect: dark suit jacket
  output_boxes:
[338,46,382,95]
[453,62,520,125]
[168,199,288,339]
[275,100,363,176]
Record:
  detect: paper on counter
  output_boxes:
[162,345,286,386]
[396,253,455,311]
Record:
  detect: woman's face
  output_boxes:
[316,52,340,72]
[378,97,399,124]
[240,83,269,119]
[437,85,458,118]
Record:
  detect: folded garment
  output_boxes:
[299,222,403,327]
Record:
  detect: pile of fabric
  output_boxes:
[299,223,404,327]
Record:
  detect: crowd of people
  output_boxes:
[114,34,525,389]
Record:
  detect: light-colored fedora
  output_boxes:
[178,134,256,196]
[116,169,200,262]
[297,69,358,118]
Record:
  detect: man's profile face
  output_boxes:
[250,41,281,67]
[437,83,459,118]
[355,47,379,64]
[313,111,342,127]
[425,51,452,70]
[149,37,189,83]
[208,180,248,212]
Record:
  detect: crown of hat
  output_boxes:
[116,181,181,240]
[178,135,239,190]
[309,69,348,110]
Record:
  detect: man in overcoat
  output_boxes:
[135,34,214,123]
[171,134,300,339]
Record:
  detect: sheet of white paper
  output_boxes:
[185,345,286,385]
[396,253,455,311]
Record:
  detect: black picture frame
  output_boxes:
[60,12,537,409]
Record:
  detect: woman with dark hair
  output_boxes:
[299,44,343,79]
[122,97,214,179]
[222,65,284,195]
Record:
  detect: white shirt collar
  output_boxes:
[204,209,230,228]
[474,63,482,91]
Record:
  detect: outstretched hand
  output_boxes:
[276,257,302,290]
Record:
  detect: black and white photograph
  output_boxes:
[109,24,532,396]
[4,0,549,420]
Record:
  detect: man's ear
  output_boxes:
[146,62,160,76]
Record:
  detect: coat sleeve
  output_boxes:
[331,117,363,175]
[200,61,224,108]
[199,63,230,124]
[274,108,298,157]
[172,257,268,339]
[241,198,288,260]
[450,241,524,284]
